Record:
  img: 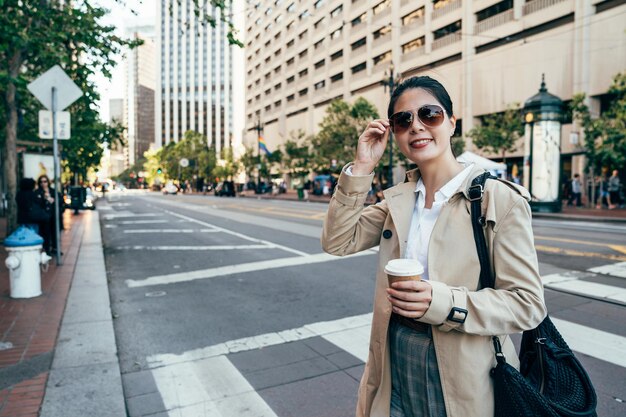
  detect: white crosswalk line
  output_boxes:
[322,326,371,362]
[589,261,626,279]
[114,245,274,251]
[104,212,159,219]
[123,229,218,234]
[126,250,376,288]
[551,318,626,368]
[118,219,169,224]
[543,272,626,303]
[152,357,278,417]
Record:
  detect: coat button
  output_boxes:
[382,230,393,239]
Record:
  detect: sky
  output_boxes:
[93,0,156,122]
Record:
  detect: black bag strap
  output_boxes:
[469,171,496,290]
[468,172,505,359]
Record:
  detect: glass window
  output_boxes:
[330,72,343,82]
[373,50,391,65]
[299,49,308,58]
[299,88,308,96]
[331,50,343,60]
[373,0,390,15]
[299,10,310,20]
[314,59,325,69]
[287,3,295,12]
[265,7,273,15]
[314,17,326,28]
[402,8,425,25]
[402,37,425,53]
[330,27,342,40]
[433,20,461,39]
[299,68,308,77]
[314,39,324,49]
[373,25,391,39]
[351,37,366,50]
[314,0,325,9]
[314,80,325,90]
[330,5,343,18]
[351,12,366,26]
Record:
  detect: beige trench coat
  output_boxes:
[321,164,547,417]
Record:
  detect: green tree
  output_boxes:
[239,147,259,180]
[213,147,239,180]
[467,103,524,163]
[282,130,313,182]
[311,97,379,173]
[571,72,626,204]
[1,0,241,232]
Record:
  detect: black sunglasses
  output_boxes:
[389,104,446,133]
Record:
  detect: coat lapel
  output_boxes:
[382,181,417,258]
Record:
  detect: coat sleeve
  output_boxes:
[321,168,389,256]
[419,197,547,335]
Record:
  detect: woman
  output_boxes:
[35,175,59,254]
[321,76,546,417]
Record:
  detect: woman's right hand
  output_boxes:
[353,119,390,176]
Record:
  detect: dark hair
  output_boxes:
[20,178,36,191]
[37,175,50,187]
[387,76,454,118]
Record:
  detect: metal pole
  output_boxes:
[528,121,534,199]
[51,87,62,265]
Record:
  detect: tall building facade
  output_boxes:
[244,0,625,181]
[124,26,156,166]
[156,0,245,156]
[105,98,126,178]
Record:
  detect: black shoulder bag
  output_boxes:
[469,172,597,417]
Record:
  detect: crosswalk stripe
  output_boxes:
[126,251,376,288]
[589,261,626,278]
[543,272,626,304]
[551,318,626,368]
[114,245,274,251]
[118,219,169,224]
[104,212,159,219]
[123,229,218,233]
[152,357,278,417]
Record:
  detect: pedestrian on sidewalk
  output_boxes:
[608,169,622,209]
[567,173,582,207]
[321,76,546,417]
[35,175,62,255]
[16,178,47,230]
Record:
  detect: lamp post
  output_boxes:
[253,119,263,187]
[382,62,401,189]
[523,74,564,213]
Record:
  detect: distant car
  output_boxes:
[65,186,96,213]
[162,182,178,195]
[214,181,236,197]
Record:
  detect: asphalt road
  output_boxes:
[100,191,626,417]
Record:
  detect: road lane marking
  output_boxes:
[163,209,309,257]
[126,251,376,288]
[152,357,278,417]
[535,245,626,262]
[118,220,169,225]
[146,313,373,369]
[114,245,274,251]
[551,318,626,368]
[146,310,626,373]
[123,229,219,234]
[588,262,626,279]
[104,213,160,219]
[543,272,626,304]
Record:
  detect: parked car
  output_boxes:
[64,186,96,213]
[214,181,236,197]
[162,182,179,195]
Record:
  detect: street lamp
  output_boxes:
[523,74,564,213]
[382,62,401,189]
[253,119,263,187]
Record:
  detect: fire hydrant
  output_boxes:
[4,226,52,298]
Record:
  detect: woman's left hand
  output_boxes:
[386,281,433,319]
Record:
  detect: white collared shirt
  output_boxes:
[405,164,474,280]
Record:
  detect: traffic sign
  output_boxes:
[179,158,190,167]
[27,65,82,111]
[39,110,70,139]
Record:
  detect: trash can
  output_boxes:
[4,226,51,298]
[297,187,304,200]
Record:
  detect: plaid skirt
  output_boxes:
[389,316,447,417]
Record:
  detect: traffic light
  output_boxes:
[157,167,162,174]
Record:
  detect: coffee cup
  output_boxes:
[384,258,424,286]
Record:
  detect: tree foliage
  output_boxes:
[281,130,313,180]
[571,72,626,175]
[311,97,379,173]
[155,130,217,182]
[467,103,524,162]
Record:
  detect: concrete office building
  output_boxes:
[244,0,625,182]
[156,0,245,156]
[124,26,156,167]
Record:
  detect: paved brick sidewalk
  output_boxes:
[0,213,83,417]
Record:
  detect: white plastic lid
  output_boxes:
[384,258,424,276]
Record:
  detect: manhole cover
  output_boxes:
[145,291,167,298]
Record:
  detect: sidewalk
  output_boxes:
[239,189,626,223]
[0,210,123,417]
